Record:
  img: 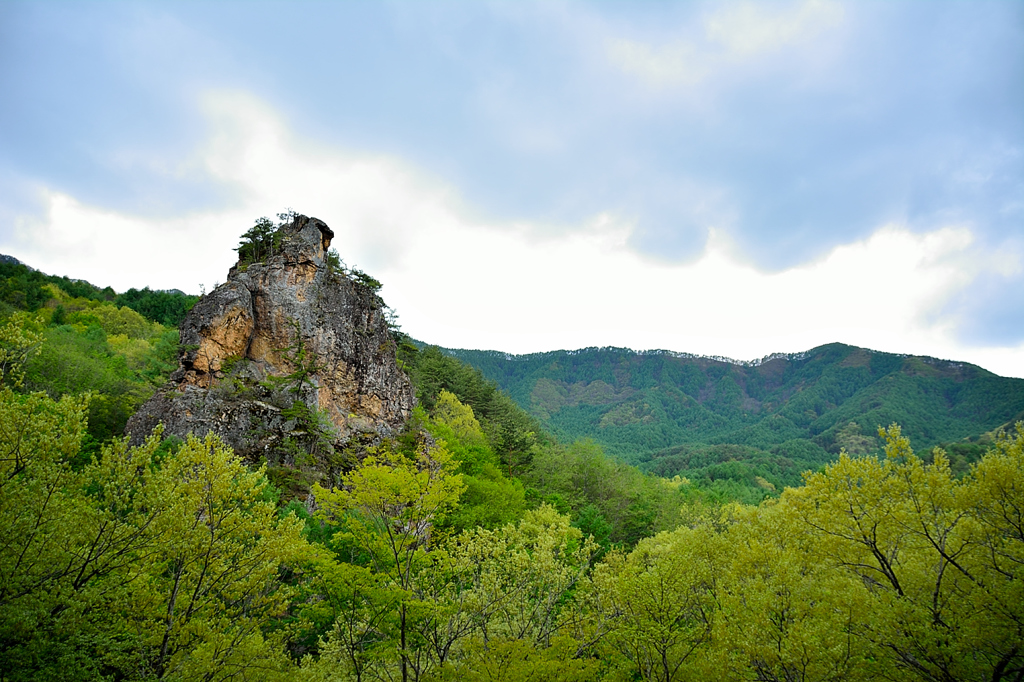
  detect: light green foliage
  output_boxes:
[6,289,182,445]
[308,444,599,681]
[0,387,309,680]
[405,505,599,681]
[134,432,308,680]
[966,426,1024,629]
[315,442,464,585]
[527,439,682,546]
[431,636,601,682]
[0,388,98,677]
[0,312,42,387]
[421,392,527,531]
[589,526,719,682]
[312,440,465,681]
[406,348,683,545]
[443,505,598,648]
[86,301,159,338]
[5,356,1023,680]
[786,424,1024,680]
[432,390,489,453]
[304,556,404,682]
[564,425,1024,681]
[449,472,528,533]
[710,501,878,681]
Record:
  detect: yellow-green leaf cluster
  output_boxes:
[0,387,310,680]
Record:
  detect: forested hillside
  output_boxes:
[0,255,197,454]
[443,345,1024,491]
[1,256,199,326]
[1,225,1022,681]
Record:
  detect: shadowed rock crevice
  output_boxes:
[126,215,413,489]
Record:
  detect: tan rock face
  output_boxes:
[190,294,253,375]
[126,215,415,481]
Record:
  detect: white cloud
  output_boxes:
[705,0,844,56]
[3,90,1021,378]
[607,0,844,88]
[10,191,245,293]
[607,39,707,88]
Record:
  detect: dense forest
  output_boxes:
[1,256,199,328]
[443,345,1024,501]
[1,228,1022,681]
[0,258,195,458]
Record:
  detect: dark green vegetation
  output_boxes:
[1,255,198,327]
[443,345,1024,498]
[235,213,289,267]
[401,344,688,545]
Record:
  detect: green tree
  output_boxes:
[445,505,598,650]
[589,525,719,682]
[116,287,198,327]
[789,424,1024,681]
[406,506,599,679]
[0,385,310,680]
[134,432,308,680]
[432,636,601,682]
[304,556,404,682]
[313,441,464,682]
[710,501,878,681]
[0,312,42,388]
[236,216,282,267]
[0,387,105,678]
[421,392,526,532]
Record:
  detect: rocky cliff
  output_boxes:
[126,215,414,486]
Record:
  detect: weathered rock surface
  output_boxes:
[126,215,414,482]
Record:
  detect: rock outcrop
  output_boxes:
[126,215,414,484]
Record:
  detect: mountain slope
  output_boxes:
[442,343,1024,483]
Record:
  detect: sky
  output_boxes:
[1,1,1022,377]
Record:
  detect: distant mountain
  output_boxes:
[442,343,1024,487]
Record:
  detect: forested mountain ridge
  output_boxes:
[442,343,1024,485]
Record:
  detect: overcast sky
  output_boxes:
[1,1,1022,376]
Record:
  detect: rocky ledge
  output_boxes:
[126,215,414,486]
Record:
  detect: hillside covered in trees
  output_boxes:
[1,216,1022,681]
[442,345,1024,496]
[1,255,199,327]
[0,255,198,456]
